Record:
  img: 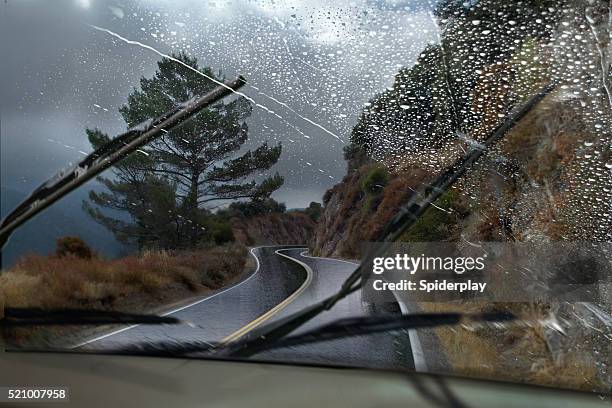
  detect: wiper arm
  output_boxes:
[106,311,515,358]
[216,83,556,358]
[0,76,246,253]
[1,307,180,326]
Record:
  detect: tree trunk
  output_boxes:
[187,172,200,247]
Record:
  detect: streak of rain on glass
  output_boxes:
[79,0,439,189]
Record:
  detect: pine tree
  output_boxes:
[84,53,283,249]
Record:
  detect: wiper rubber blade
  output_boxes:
[105,311,515,358]
[224,311,516,357]
[0,307,181,326]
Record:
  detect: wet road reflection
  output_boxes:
[81,246,413,370]
[257,249,413,370]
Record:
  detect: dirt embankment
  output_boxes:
[311,164,438,258]
[232,211,316,246]
[312,92,605,257]
[309,94,611,392]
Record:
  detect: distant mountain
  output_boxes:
[1,186,126,267]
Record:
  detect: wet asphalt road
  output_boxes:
[80,246,414,370]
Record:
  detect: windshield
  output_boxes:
[0,0,610,395]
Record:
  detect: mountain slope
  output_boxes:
[232,211,316,246]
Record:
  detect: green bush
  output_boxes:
[227,198,286,218]
[305,201,323,220]
[361,166,390,196]
[399,190,467,242]
[55,236,93,259]
[211,222,235,245]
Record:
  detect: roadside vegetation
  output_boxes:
[420,301,606,392]
[2,237,248,309]
[0,237,249,345]
[311,0,610,392]
[0,53,306,346]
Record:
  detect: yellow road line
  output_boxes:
[219,248,312,345]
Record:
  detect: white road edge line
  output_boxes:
[71,246,268,349]
[297,250,428,372]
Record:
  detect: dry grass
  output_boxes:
[0,244,249,346]
[0,244,247,311]
[420,301,607,392]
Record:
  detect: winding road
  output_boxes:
[76,246,415,370]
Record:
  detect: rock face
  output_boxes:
[310,94,611,390]
[309,169,363,258]
[307,1,612,391]
[311,93,610,258]
[310,165,432,258]
[232,212,316,246]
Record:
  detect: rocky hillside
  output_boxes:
[312,0,612,259]
[309,0,611,391]
[311,90,611,391]
[311,91,602,258]
[311,163,432,257]
[232,211,316,246]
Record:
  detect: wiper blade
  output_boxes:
[224,311,515,357]
[217,83,555,358]
[0,307,180,326]
[107,311,515,358]
[0,76,246,251]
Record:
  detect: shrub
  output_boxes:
[359,165,390,213]
[343,144,369,172]
[228,198,286,217]
[55,236,93,259]
[304,201,322,221]
[399,189,468,242]
[211,222,235,245]
[361,166,390,196]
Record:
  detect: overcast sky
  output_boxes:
[1,0,436,208]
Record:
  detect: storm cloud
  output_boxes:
[1,0,436,207]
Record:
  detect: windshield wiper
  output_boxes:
[0,307,181,326]
[0,76,246,258]
[228,311,515,355]
[102,311,515,358]
[212,83,555,359]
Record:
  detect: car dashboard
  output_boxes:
[0,351,607,408]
